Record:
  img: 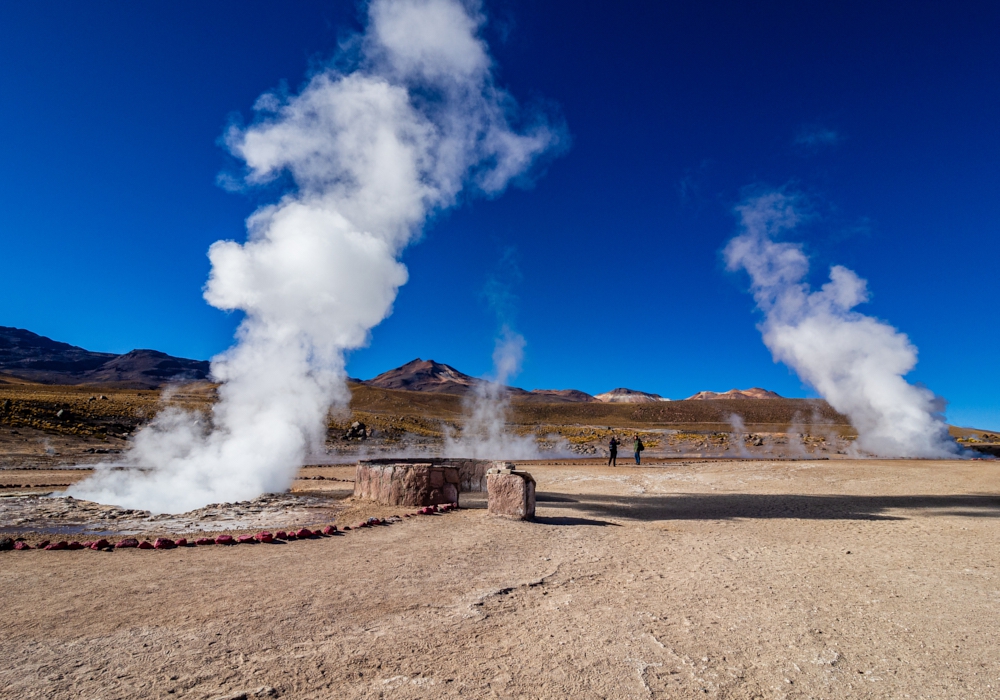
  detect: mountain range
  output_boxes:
[0,327,783,401]
[0,326,210,388]
[362,358,782,403]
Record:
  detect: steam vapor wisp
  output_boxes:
[443,325,543,459]
[70,0,560,513]
[724,191,960,458]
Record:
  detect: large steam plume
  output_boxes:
[69,0,560,512]
[724,191,960,458]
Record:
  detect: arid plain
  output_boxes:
[3,379,1000,699]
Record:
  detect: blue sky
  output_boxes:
[1,1,997,429]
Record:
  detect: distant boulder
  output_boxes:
[343,421,368,440]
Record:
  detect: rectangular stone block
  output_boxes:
[459,460,491,492]
[487,469,536,520]
[354,461,459,507]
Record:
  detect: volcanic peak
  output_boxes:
[364,358,479,395]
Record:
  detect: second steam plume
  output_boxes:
[69,0,561,513]
[725,191,959,458]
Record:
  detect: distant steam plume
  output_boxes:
[443,325,542,459]
[69,0,560,512]
[724,191,960,458]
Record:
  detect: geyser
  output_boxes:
[69,0,561,513]
[724,190,960,458]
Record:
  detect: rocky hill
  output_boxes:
[0,327,210,388]
[524,389,597,404]
[594,388,670,404]
[686,387,783,400]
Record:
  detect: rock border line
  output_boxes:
[0,502,459,552]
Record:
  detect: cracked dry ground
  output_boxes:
[3,459,1000,699]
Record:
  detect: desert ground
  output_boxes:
[3,456,1000,699]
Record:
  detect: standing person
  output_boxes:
[608,434,619,467]
[633,433,644,465]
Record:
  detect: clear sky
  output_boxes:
[1,1,997,429]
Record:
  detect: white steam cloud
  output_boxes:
[724,191,960,458]
[69,0,560,512]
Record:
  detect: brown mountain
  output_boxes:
[686,387,783,400]
[364,359,481,395]
[0,326,210,388]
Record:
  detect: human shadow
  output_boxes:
[537,492,1000,522]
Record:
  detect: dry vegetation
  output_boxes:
[1,379,996,465]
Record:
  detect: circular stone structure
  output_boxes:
[353,458,513,506]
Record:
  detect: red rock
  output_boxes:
[37,540,50,549]
[353,461,465,507]
[175,538,187,547]
[137,541,154,549]
[44,541,68,551]
[153,538,175,549]
[67,541,85,550]
[14,541,31,550]
[322,525,337,535]
[487,470,536,520]
[274,531,287,539]
[115,538,139,548]
[256,532,274,543]
[284,532,297,540]
[215,535,235,545]
[237,534,255,544]
[296,528,312,538]
[94,539,110,549]
[195,537,214,546]
[341,526,351,531]
[82,541,94,547]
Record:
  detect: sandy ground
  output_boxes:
[3,458,1000,699]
